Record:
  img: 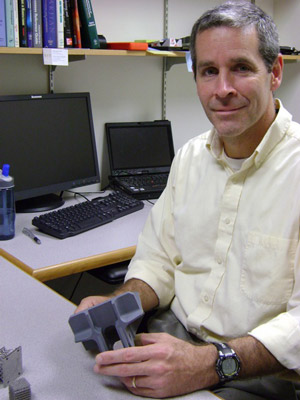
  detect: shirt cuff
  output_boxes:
[249,312,300,375]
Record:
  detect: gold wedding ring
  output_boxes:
[132,376,137,388]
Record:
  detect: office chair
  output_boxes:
[88,260,130,285]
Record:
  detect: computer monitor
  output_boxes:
[0,92,100,213]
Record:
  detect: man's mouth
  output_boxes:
[213,106,245,113]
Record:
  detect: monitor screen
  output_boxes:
[106,121,175,175]
[0,92,100,212]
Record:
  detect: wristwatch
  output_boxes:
[212,342,241,382]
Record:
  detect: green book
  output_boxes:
[77,0,100,49]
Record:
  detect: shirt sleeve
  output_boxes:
[249,241,300,376]
[124,154,181,308]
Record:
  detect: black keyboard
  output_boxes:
[115,173,168,193]
[32,191,144,239]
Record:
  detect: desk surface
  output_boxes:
[0,258,220,400]
[0,193,153,281]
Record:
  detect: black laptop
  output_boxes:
[105,120,175,200]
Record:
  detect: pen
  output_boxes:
[22,227,42,245]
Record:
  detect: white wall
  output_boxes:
[0,0,299,190]
[273,0,300,122]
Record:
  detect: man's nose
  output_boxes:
[214,72,236,98]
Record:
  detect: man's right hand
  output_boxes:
[74,278,159,314]
[75,295,111,313]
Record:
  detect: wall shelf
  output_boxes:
[0,46,186,58]
[281,54,300,62]
[1,46,298,65]
[0,47,187,75]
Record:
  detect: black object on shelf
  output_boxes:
[280,46,300,55]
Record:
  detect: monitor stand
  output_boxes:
[16,194,65,213]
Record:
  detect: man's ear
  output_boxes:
[270,54,283,92]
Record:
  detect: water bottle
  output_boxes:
[0,164,15,240]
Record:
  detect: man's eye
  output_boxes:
[236,64,251,72]
[202,67,218,76]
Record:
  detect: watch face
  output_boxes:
[222,357,238,375]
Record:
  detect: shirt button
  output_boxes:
[204,295,209,303]
[225,218,230,224]
[217,257,222,264]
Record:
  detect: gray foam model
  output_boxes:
[0,346,22,387]
[9,377,31,400]
[69,292,144,352]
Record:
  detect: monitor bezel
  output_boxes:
[105,120,175,176]
[0,92,100,212]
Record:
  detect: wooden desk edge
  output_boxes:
[1,245,136,281]
[33,245,136,281]
[0,248,33,275]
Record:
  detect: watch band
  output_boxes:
[212,342,241,382]
[213,342,236,356]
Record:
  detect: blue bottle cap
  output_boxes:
[2,164,10,177]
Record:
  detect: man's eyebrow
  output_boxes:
[197,60,215,69]
[197,57,255,68]
[231,57,255,64]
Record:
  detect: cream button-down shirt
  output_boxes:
[126,100,300,376]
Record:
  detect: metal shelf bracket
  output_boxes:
[162,0,168,119]
[48,54,87,94]
[166,56,186,71]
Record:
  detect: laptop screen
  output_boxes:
[106,120,175,175]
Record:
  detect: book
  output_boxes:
[56,0,64,48]
[0,0,7,46]
[12,0,19,46]
[18,0,27,46]
[63,0,72,47]
[25,0,33,47]
[77,0,99,49]
[5,0,14,47]
[42,0,57,48]
[32,0,42,47]
[70,0,81,48]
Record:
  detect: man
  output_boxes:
[77,2,300,399]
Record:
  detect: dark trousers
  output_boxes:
[145,309,300,400]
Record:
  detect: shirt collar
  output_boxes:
[206,99,292,169]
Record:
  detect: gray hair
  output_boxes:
[190,1,279,77]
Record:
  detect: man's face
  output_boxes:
[194,26,280,149]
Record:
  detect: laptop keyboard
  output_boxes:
[115,173,169,194]
[32,191,144,239]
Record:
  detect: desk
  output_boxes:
[0,257,220,400]
[0,194,153,281]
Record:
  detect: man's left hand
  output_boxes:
[94,332,219,398]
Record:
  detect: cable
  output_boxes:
[146,199,155,205]
[64,190,107,202]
